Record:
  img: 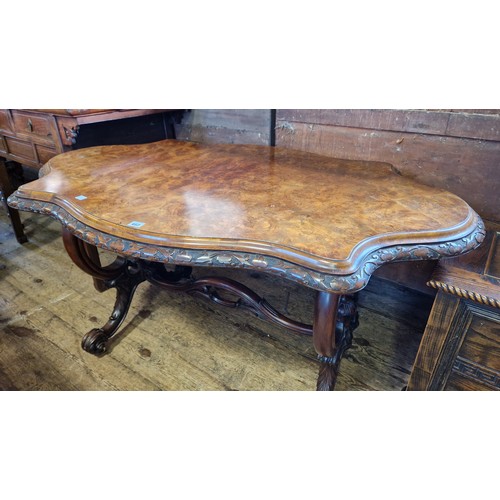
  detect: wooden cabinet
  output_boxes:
[408,226,500,390]
[0,109,178,170]
[0,109,181,242]
[11,110,56,140]
[0,110,61,168]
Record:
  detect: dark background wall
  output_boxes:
[175,109,273,146]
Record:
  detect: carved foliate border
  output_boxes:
[9,196,486,294]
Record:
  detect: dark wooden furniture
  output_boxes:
[0,109,179,242]
[8,140,485,390]
[0,109,179,169]
[408,227,500,390]
[0,158,27,243]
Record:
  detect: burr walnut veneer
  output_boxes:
[8,140,485,390]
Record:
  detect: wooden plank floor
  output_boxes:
[0,209,434,391]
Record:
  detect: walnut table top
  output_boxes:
[7,140,486,390]
[9,139,484,293]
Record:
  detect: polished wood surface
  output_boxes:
[428,229,500,308]
[7,140,486,389]
[276,109,500,224]
[0,109,177,169]
[12,139,480,276]
[0,109,180,243]
[275,109,500,294]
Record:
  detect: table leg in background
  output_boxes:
[0,158,27,244]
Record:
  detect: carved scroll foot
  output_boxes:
[81,265,146,355]
[314,293,359,391]
[82,328,108,355]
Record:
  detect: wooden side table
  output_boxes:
[408,227,500,390]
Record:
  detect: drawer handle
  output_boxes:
[27,119,33,132]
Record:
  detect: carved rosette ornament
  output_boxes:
[57,117,81,147]
[8,196,486,295]
[63,125,80,145]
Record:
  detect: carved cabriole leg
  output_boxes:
[314,292,359,391]
[314,292,341,391]
[62,229,145,355]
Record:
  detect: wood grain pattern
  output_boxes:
[0,109,182,244]
[455,309,500,369]
[276,121,500,223]
[4,139,486,388]
[275,109,500,292]
[408,226,500,391]
[409,299,500,390]
[10,140,482,279]
[428,229,500,308]
[277,109,500,141]
[407,292,463,390]
[0,109,179,169]
[446,357,500,390]
[175,109,272,146]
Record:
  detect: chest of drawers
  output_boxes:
[0,109,177,170]
[0,109,61,168]
[0,109,179,242]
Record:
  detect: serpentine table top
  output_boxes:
[8,140,485,390]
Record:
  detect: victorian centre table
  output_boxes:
[8,140,485,390]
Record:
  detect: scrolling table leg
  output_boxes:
[62,229,145,355]
[313,292,359,391]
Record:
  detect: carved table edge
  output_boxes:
[8,195,486,295]
[427,280,500,309]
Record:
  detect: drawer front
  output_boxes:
[4,136,36,162]
[0,110,13,133]
[35,144,58,164]
[11,110,54,140]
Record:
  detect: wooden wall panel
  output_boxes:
[276,121,499,222]
[277,109,500,141]
[176,109,273,146]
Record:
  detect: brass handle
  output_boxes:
[27,119,33,132]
